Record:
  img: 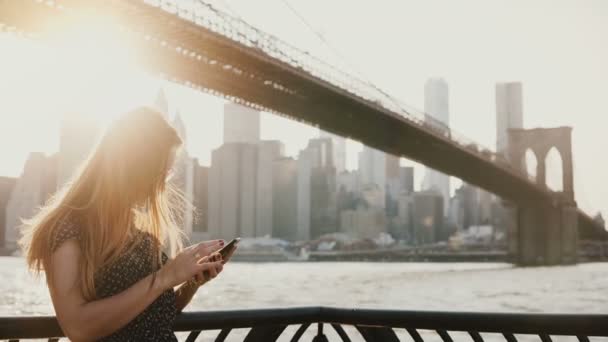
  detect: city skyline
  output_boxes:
[1,2,607,339]
[0,0,606,220]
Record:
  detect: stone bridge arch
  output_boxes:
[508,127,574,201]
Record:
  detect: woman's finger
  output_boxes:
[186,240,221,255]
[195,241,223,257]
[207,264,218,278]
[199,260,222,274]
[197,255,210,264]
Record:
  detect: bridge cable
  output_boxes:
[276,0,417,117]
[216,0,242,19]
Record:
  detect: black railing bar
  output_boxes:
[317,307,608,336]
[468,331,484,342]
[290,323,310,342]
[406,328,425,342]
[437,329,454,342]
[2,306,608,339]
[185,330,202,342]
[330,323,352,342]
[173,306,321,332]
[215,328,231,342]
[0,316,63,340]
[503,333,518,342]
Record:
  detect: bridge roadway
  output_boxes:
[0,0,604,238]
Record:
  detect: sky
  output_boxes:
[0,0,607,218]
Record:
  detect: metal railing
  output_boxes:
[1,306,607,341]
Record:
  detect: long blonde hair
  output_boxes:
[20,107,186,300]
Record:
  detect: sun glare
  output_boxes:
[0,12,159,175]
[44,13,153,124]
[1,12,153,126]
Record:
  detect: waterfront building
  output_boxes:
[358,146,399,209]
[320,130,347,174]
[5,153,57,250]
[0,177,16,250]
[272,157,298,241]
[448,194,465,231]
[393,192,414,241]
[171,111,195,237]
[209,102,283,240]
[208,143,258,240]
[340,206,387,240]
[386,166,415,218]
[208,139,284,240]
[256,140,284,237]
[296,148,312,241]
[307,138,338,239]
[337,170,359,194]
[191,159,209,240]
[423,78,450,215]
[412,189,444,244]
[296,138,338,240]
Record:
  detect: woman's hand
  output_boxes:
[192,252,224,286]
[157,240,223,290]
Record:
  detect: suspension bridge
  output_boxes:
[0,0,605,266]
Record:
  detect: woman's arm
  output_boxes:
[175,251,224,312]
[174,280,200,313]
[48,239,221,341]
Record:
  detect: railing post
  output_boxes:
[312,322,328,342]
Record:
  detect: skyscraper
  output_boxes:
[208,143,259,240]
[191,159,209,239]
[224,103,260,144]
[171,111,195,237]
[5,153,57,251]
[297,138,337,240]
[358,146,399,209]
[256,140,284,237]
[412,189,444,245]
[320,130,346,173]
[496,82,523,156]
[424,78,449,125]
[209,103,284,240]
[423,78,450,215]
[0,177,16,251]
[272,157,298,241]
[296,148,312,241]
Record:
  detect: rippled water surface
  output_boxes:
[2,257,607,341]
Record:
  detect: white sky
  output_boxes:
[0,0,606,218]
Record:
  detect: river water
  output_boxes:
[1,257,607,341]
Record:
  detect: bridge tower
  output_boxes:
[507,127,578,265]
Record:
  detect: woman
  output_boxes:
[19,107,233,341]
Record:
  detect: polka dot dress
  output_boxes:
[51,217,178,341]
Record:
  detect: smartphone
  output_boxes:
[201,237,239,280]
[218,237,240,259]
